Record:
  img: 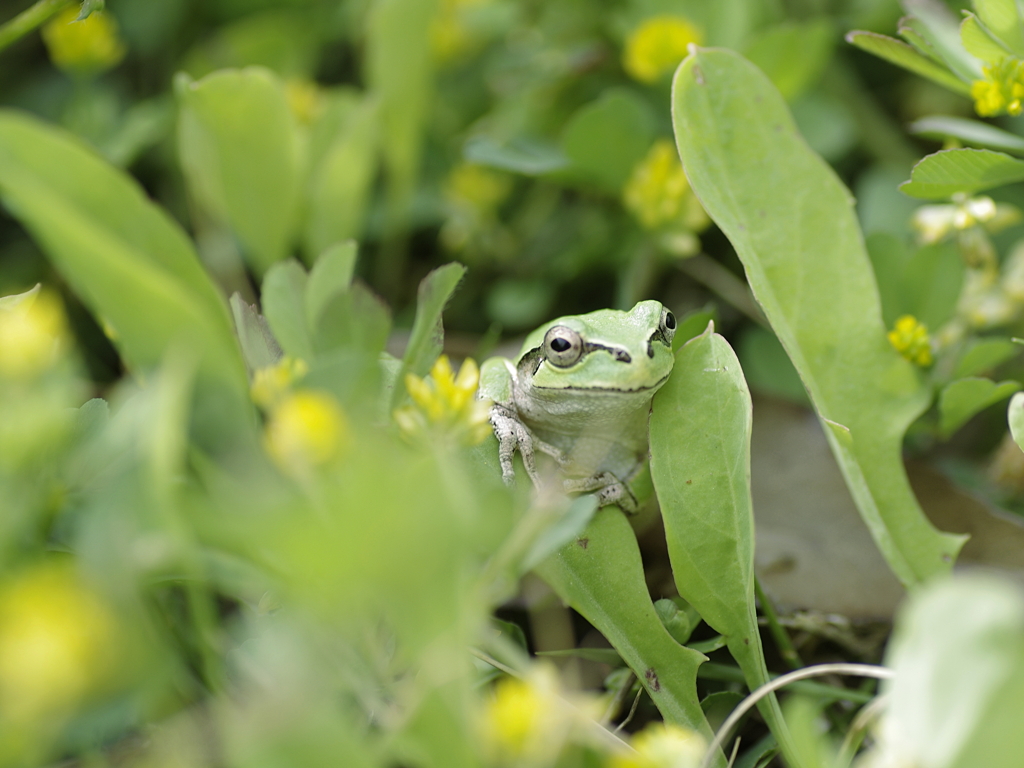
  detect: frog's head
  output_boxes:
[517,300,676,391]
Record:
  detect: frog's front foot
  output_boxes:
[490,404,540,486]
[563,472,638,513]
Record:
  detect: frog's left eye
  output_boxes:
[543,326,584,367]
[662,309,676,340]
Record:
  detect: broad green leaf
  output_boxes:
[672,48,965,586]
[898,16,947,64]
[845,31,971,94]
[229,294,282,373]
[313,282,392,356]
[559,89,655,194]
[939,377,1021,436]
[534,508,719,757]
[365,0,438,216]
[974,0,1024,55]
[961,13,1012,64]
[0,111,248,404]
[305,241,358,331]
[176,68,302,275]
[521,495,599,572]
[303,98,378,262]
[744,19,834,101]
[908,115,1024,155]
[953,338,1018,378]
[902,0,984,81]
[1009,391,1024,450]
[391,263,467,407]
[261,259,314,361]
[901,148,1024,199]
[463,135,569,175]
[650,328,795,765]
[879,574,1024,768]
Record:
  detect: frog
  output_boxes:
[478,300,676,512]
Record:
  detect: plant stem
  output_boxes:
[0,0,75,54]
[755,577,804,670]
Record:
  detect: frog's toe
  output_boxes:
[564,472,638,513]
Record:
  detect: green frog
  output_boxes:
[479,300,676,512]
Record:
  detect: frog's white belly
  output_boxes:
[514,384,656,480]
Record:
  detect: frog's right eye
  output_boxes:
[543,326,584,367]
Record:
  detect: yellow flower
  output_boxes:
[263,390,350,475]
[431,0,489,63]
[42,7,126,75]
[623,16,702,84]
[0,287,67,380]
[445,163,512,212]
[251,357,309,409]
[971,58,1024,117]
[624,139,708,232]
[609,723,706,768]
[393,355,492,445]
[0,564,115,724]
[285,79,324,125]
[888,315,933,367]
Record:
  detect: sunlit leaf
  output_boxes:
[845,31,970,94]
[901,148,1024,199]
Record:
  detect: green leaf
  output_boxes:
[902,242,964,330]
[559,89,655,194]
[537,647,623,665]
[881,574,1024,768]
[176,68,302,275]
[974,0,1024,56]
[0,111,248,406]
[867,232,914,327]
[673,305,718,351]
[953,338,1019,378]
[261,259,314,361]
[737,325,809,405]
[462,135,569,175]
[229,294,282,373]
[1009,391,1024,451]
[744,19,835,101]
[902,0,984,81]
[305,241,358,331]
[901,148,1024,200]
[534,509,718,751]
[303,98,378,262]
[521,495,599,572]
[313,283,391,357]
[908,115,1024,155]
[650,328,794,764]
[391,263,467,407]
[672,48,965,586]
[845,31,971,95]
[939,377,1021,436]
[960,13,1012,64]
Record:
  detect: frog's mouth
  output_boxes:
[537,372,672,393]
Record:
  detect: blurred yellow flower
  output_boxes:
[0,287,67,380]
[0,564,114,723]
[251,356,309,410]
[42,7,127,75]
[394,355,492,445]
[971,58,1024,116]
[285,79,324,125]
[609,723,706,768]
[445,163,512,212]
[623,16,701,84]
[264,390,350,475]
[482,666,579,765]
[888,315,933,367]
[624,139,708,233]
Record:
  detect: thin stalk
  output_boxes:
[755,577,804,670]
[697,663,876,705]
[0,0,75,54]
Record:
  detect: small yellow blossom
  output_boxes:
[431,0,489,63]
[888,315,933,367]
[0,564,115,723]
[0,287,67,380]
[624,139,708,232]
[971,58,1024,117]
[623,16,702,84]
[481,665,595,765]
[251,357,309,409]
[285,79,324,125]
[394,355,492,445]
[42,7,127,75]
[609,723,706,768]
[445,163,512,212]
[264,390,350,475]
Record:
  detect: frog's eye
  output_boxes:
[543,326,584,367]
[661,309,677,343]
